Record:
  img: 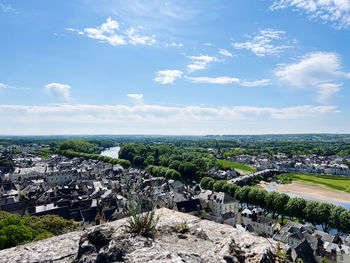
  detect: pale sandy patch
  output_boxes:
[235,168,252,175]
[260,181,350,204]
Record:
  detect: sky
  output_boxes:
[1,0,350,135]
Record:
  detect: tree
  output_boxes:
[265,192,279,218]
[169,160,181,171]
[238,186,251,207]
[303,200,319,226]
[0,216,33,249]
[178,162,197,179]
[144,156,155,166]
[213,180,227,192]
[254,189,267,210]
[339,210,350,234]
[58,139,98,154]
[133,155,144,166]
[247,188,259,206]
[329,206,346,232]
[228,184,240,197]
[222,183,230,193]
[207,179,215,190]
[273,193,290,223]
[315,202,334,233]
[200,177,213,190]
[286,198,307,222]
[119,144,137,162]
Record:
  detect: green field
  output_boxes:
[278,173,350,193]
[216,159,256,173]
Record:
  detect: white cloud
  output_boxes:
[187,54,219,72]
[232,28,295,56]
[165,42,183,48]
[187,76,271,87]
[127,94,143,100]
[45,83,71,101]
[0,3,17,13]
[0,83,29,91]
[125,27,156,45]
[270,0,350,29]
[127,93,144,104]
[65,28,84,35]
[0,103,339,134]
[67,17,157,46]
[218,49,233,57]
[83,17,126,46]
[275,52,350,103]
[154,70,183,84]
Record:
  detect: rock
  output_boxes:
[0,208,289,263]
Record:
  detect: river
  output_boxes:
[100,146,120,159]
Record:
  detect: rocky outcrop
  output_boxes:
[0,208,289,263]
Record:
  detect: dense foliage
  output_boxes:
[200,177,350,234]
[119,143,216,182]
[0,212,76,250]
[58,139,99,154]
[146,165,182,180]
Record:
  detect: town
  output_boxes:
[1,142,350,263]
[226,153,350,177]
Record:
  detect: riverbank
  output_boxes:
[260,181,350,204]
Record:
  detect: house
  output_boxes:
[210,192,239,217]
[169,180,186,193]
[220,212,236,226]
[273,221,307,248]
[323,242,350,263]
[241,208,280,237]
[291,239,316,263]
[175,199,201,215]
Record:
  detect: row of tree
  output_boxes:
[59,149,131,168]
[200,177,350,234]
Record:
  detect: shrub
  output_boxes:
[126,201,159,238]
[177,221,189,233]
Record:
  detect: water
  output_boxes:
[265,181,350,210]
[100,146,120,159]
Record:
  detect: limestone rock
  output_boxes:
[0,208,289,263]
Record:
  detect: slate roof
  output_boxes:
[293,239,316,263]
[176,199,201,213]
[221,212,235,220]
[33,206,71,220]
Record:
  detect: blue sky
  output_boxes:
[1,0,350,135]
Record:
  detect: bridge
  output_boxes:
[227,169,284,187]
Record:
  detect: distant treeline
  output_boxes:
[2,134,350,156]
[200,177,350,234]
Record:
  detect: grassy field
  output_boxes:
[216,159,256,173]
[278,173,350,194]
